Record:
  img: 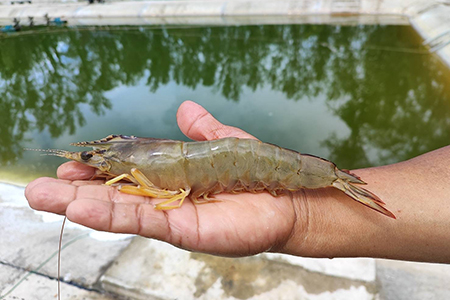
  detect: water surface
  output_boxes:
[1,24,449,184]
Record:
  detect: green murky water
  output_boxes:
[1,24,450,185]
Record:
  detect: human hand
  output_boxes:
[26,101,307,257]
[28,101,450,262]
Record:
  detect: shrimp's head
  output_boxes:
[32,149,112,172]
[29,135,143,173]
[68,150,112,172]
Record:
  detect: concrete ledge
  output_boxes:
[100,237,378,300]
[0,264,114,300]
[0,183,132,299]
[0,0,421,22]
[1,0,448,70]
[67,15,410,27]
[410,4,450,46]
[376,259,450,300]
[408,3,450,67]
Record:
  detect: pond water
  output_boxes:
[1,24,450,185]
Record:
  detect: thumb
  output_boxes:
[176,101,257,141]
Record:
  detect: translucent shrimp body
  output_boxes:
[47,135,395,218]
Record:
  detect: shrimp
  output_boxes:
[45,134,395,218]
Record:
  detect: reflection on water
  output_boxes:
[1,24,450,184]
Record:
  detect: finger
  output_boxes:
[66,199,171,238]
[25,177,103,204]
[25,178,145,215]
[177,100,257,141]
[25,178,78,214]
[66,198,205,250]
[26,177,68,196]
[57,161,97,180]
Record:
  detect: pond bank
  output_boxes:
[1,1,450,68]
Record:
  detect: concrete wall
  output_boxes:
[1,0,450,67]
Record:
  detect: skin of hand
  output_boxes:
[25,101,450,262]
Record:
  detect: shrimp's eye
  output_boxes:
[81,151,93,161]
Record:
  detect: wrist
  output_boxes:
[277,158,450,263]
[276,167,397,259]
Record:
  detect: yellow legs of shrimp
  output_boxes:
[105,168,191,210]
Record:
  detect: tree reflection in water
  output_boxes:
[0,24,449,171]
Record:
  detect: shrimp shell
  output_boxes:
[45,135,395,218]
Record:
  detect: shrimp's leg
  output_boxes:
[154,188,191,210]
[192,194,222,205]
[128,168,180,197]
[110,168,190,210]
[130,168,157,188]
[104,169,160,188]
[113,168,180,197]
[105,174,139,185]
[119,185,179,198]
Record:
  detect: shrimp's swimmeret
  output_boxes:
[42,135,395,218]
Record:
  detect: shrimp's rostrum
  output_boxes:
[44,135,395,218]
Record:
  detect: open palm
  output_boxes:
[25,101,304,257]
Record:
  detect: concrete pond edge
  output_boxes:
[1,0,450,67]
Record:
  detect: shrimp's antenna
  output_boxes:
[24,148,70,158]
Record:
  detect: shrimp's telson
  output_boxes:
[45,134,395,218]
